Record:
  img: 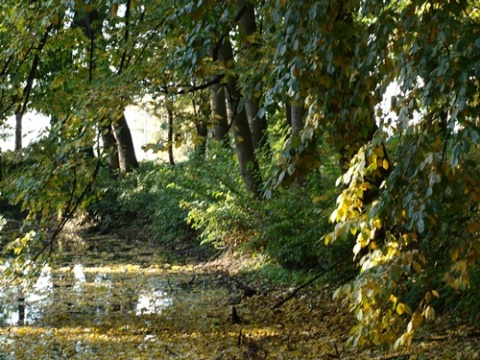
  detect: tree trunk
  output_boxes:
[237,0,269,151]
[245,100,268,151]
[219,38,262,196]
[100,123,120,169]
[15,112,23,151]
[210,83,230,146]
[192,97,208,158]
[113,113,139,173]
[290,104,305,137]
[166,106,175,166]
[229,98,262,196]
[195,120,208,158]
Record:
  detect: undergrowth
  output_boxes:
[87,144,480,329]
[88,145,351,286]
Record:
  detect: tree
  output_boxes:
[215,36,263,196]
[323,0,480,349]
[113,113,139,172]
[210,80,230,146]
[1,0,479,351]
[236,0,269,151]
[259,0,479,349]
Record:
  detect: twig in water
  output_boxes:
[286,327,295,351]
[272,254,350,310]
[214,350,225,360]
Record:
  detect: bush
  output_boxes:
[177,146,259,248]
[89,161,191,242]
[251,165,353,278]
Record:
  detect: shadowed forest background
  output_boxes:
[0,0,479,358]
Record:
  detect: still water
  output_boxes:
[0,263,174,326]
[0,233,228,359]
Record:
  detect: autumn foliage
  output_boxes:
[0,0,479,356]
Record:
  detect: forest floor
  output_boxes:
[0,226,479,359]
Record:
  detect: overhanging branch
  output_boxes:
[152,74,225,95]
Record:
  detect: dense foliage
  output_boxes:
[1,0,479,352]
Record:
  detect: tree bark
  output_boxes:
[100,123,120,170]
[237,0,269,151]
[219,38,262,196]
[192,96,208,158]
[290,104,305,137]
[15,112,23,151]
[113,113,139,173]
[13,24,53,151]
[166,106,175,166]
[245,100,268,150]
[210,83,230,146]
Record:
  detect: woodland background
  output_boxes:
[0,0,479,355]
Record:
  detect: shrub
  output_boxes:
[89,161,191,242]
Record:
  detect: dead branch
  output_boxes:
[272,254,350,310]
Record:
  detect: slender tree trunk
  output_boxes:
[237,0,269,151]
[195,120,208,158]
[166,106,175,166]
[15,112,23,151]
[100,123,120,169]
[210,83,230,146]
[219,38,262,196]
[290,104,305,137]
[285,103,292,128]
[13,24,53,151]
[113,113,139,173]
[245,100,268,150]
[18,295,25,326]
[229,96,262,196]
[192,96,208,158]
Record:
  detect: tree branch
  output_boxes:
[272,254,350,310]
[157,74,224,95]
[18,24,54,116]
[31,157,102,263]
[211,5,248,61]
[117,0,132,75]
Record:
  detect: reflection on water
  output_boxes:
[0,234,223,360]
[0,262,174,327]
[73,264,86,284]
[136,289,172,315]
[0,265,53,326]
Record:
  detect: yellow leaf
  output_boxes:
[312,195,328,203]
[329,209,338,223]
[375,145,384,158]
[431,290,440,298]
[412,261,422,272]
[455,260,468,272]
[360,182,372,191]
[451,247,460,261]
[423,305,435,321]
[383,159,389,170]
[396,302,406,315]
[372,219,382,229]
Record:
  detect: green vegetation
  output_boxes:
[1,0,479,356]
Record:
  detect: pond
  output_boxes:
[0,232,243,359]
[2,232,477,359]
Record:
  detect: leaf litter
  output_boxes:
[1,232,479,359]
